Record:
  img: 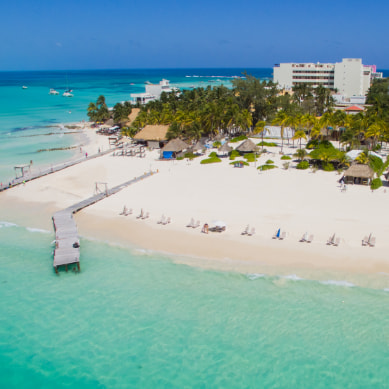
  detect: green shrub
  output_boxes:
[200,157,222,164]
[296,160,309,170]
[244,153,257,162]
[229,150,241,160]
[213,141,221,148]
[229,160,249,166]
[306,140,335,150]
[266,159,274,164]
[176,156,184,160]
[209,151,218,158]
[230,135,248,143]
[323,162,335,171]
[258,164,278,171]
[184,152,199,160]
[371,178,383,190]
[281,155,291,160]
[257,141,277,147]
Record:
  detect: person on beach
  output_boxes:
[202,223,209,234]
[85,152,88,158]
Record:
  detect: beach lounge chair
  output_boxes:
[192,220,200,228]
[186,218,195,228]
[327,234,335,245]
[272,228,281,239]
[163,217,171,225]
[279,231,286,240]
[136,209,144,219]
[368,237,376,247]
[248,227,255,236]
[306,234,314,243]
[241,225,250,235]
[299,232,308,242]
[157,215,166,224]
[362,236,369,246]
[333,237,340,246]
[141,212,149,220]
[124,208,132,216]
[120,206,128,215]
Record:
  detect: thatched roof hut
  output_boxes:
[218,143,233,154]
[125,108,140,127]
[161,139,189,159]
[235,139,258,153]
[162,138,189,152]
[192,140,205,151]
[344,164,374,185]
[133,125,169,141]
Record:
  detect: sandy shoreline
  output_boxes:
[1,128,389,289]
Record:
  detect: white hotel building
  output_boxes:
[273,58,382,98]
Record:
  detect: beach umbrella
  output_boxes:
[276,228,281,238]
[211,220,227,228]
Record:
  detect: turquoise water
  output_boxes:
[0,223,388,388]
[0,68,272,182]
[2,68,389,387]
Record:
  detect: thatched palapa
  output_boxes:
[133,125,169,141]
[344,164,374,185]
[218,143,233,153]
[235,139,258,153]
[125,108,140,127]
[162,138,189,152]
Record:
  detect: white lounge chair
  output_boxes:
[162,217,171,225]
[241,225,250,235]
[368,237,376,247]
[279,231,286,240]
[299,232,308,242]
[272,229,281,239]
[141,212,149,220]
[192,220,200,228]
[327,234,335,245]
[186,218,195,228]
[248,227,255,236]
[157,215,166,224]
[136,209,144,219]
[119,206,127,215]
[124,208,132,216]
[306,234,314,243]
[333,237,340,246]
[362,236,369,246]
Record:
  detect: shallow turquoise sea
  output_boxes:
[0,223,388,388]
[0,68,271,182]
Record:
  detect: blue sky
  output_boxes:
[2,0,389,70]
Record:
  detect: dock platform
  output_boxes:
[52,171,156,273]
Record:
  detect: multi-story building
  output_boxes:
[130,79,178,105]
[273,58,381,97]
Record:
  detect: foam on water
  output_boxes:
[320,279,355,287]
[246,273,266,280]
[0,221,17,228]
[26,227,51,234]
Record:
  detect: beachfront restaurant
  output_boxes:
[344,164,374,185]
[133,125,169,149]
[161,138,189,159]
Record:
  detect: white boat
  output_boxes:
[49,89,59,95]
[22,86,28,89]
[63,91,73,97]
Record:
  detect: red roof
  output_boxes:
[344,105,364,111]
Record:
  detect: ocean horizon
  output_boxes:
[1,68,389,388]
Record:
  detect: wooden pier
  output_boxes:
[0,148,114,192]
[52,171,157,274]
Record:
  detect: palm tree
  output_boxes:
[292,130,307,149]
[272,111,288,153]
[254,120,267,150]
[294,148,308,161]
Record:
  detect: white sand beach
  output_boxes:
[1,127,389,287]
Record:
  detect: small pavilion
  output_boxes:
[344,164,374,185]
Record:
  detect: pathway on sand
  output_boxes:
[52,171,157,274]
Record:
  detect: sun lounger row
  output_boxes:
[362,235,376,247]
[241,225,255,236]
[157,215,171,225]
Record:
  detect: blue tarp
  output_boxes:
[163,151,174,159]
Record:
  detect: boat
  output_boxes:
[49,89,59,95]
[22,86,28,89]
[63,90,73,97]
